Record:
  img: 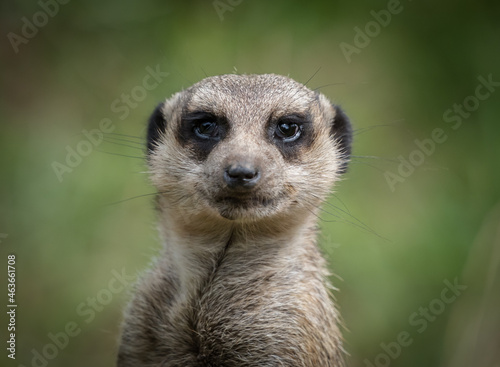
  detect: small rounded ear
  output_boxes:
[331,105,352,174]
[147,102,166,154]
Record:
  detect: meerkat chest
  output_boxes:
[166,248,337,365]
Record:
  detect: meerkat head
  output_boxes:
[146,74,352,222]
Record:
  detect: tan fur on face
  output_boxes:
[117,74,350,367]
[148,74,344,221]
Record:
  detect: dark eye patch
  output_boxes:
[176,111,229,161]
[268,113,313,161]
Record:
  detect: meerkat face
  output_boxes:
[146,74,352,221]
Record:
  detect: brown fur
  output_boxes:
[117,74,352,366]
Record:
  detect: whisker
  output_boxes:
[106,132,144,140]
[350,154,401,172]
[106,192,160,206]
[350,154,403,172]
[105,136,145,147]
[283,81,313,111]
[351,155,398,163]
[318,207,389,241]
[304,204,327,222]
[282,68,324,111]
[310,203,355,227]
[353,119,406,136]
[318,206,364,232]
[171,66,195,87]
[303,67,322,88]
[102,139,145,151]
[328,193,351,214]
[106,190,172,207]
[310,194,389,241]
[348,160,389,173]
[95,149,144,159]
[312,82,346,92]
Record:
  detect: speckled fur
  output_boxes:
[117,74,352,366]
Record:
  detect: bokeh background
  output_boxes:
[1,0,499,366]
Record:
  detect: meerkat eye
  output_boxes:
[275,122,301,142]
[194,120,219,139]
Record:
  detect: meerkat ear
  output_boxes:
[147,102,166,154]
[331,105,352,173]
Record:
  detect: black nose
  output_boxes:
[224,163,260,189]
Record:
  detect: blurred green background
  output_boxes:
[1,0,499,366]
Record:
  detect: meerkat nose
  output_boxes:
[224,162,261,189]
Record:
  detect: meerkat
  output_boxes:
[117,73,352,367]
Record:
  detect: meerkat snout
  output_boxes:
[224,160,261,190]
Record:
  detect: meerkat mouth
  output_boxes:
[214,195,275,208]
[210,192,287,220]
